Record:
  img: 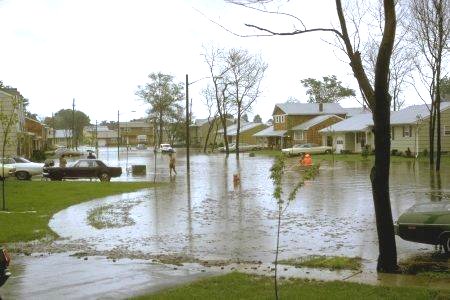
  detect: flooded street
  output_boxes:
[3,148,450,299]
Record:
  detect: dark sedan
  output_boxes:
[395,202,450,253]
[43,159,122,182]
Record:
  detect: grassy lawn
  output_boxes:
[134,272,449,300]
[279,256,362,271]
[0,181,158,243]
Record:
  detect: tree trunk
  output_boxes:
[236,108,241,158]
[370,0,398,273]
[430,102,436,166]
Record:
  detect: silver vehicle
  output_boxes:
[281,143,333,156]
[2,157,44,180]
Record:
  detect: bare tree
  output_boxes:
[201,86,220,152]
[203,47,234,155]
[225,48,267,157]
[408,0,450,170]
[362,1,415,111]
[227,0,398,272]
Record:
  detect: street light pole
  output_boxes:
[186,74,190,173]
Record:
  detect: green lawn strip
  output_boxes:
[279,255,362,271]
[134,272,448,300]
[0,181,159,243]
[399,253,450,279]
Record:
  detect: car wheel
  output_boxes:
[15,171,31,181]
[99,173,110,182]
[325,150,332,154]
[441,234,450,253]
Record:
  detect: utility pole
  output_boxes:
[95,120,98,158]
[186,74,190,173]
[117,110,120,161]
[52,112,55,147]
[72,98,75,149]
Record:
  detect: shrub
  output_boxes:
[361,145,370,158]
[31,150,46,162]
[422,148,428,157]
[405,147,412,157]
[391,149,398,156]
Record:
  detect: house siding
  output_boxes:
[230,124,268,144]
[0,92,23,157]
[391,107,450,154]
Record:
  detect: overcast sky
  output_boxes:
[0,0,424,123]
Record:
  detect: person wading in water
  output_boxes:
[169,152,177,176]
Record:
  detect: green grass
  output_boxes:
[279,256,362,271]
[134,272,449,300]
[0,181,158,243]
[399,252,450,279]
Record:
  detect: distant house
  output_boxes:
[84,125,119,147]
[23,117,49,157]
[51,129,73,147]
[254,102,347,149]
[0,89,26,157]
[319,101,450,154]
[319,113,374,153]
[390,102,450,155]
[218,122,268,145]
[119,121,153,146]
[189,117,233,148]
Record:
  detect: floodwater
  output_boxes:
[3,148,450,299]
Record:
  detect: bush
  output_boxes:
[361,145,370,158]
[422,148,428,157]
[31,150,46,162]
[340,150,351,154]
[391,149,398,156]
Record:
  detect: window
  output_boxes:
[444,125,450,136]
[294,130,304,140]
[356,132,366,146]
[402,125,412,138]
[274,115,285,124]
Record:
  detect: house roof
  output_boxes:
[319,113,373,133]
[218,122,262,136]
[191,118,209,127]
[391,102,450,125]
[253,126,287,137]
[342,107,372,117]
[291,115,343,131]
[273,103,346,116]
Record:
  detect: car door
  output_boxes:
[71,160,90,178]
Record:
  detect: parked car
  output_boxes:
[0,247,11,287]
[1,157,44,180]
[0,162,16,180]
[43,159,122,182]
[159,144,175,153]
[220,143,262,152]
[395,202,450,253]
[281,143,333,156]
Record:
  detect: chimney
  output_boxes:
[319,103,323,112]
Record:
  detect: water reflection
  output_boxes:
[429,170,443,201]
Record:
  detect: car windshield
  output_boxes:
[14,157,31,163]
[160,144,170,148]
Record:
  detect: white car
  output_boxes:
[0,164,16,180]
[281,143,333,156]
[220,143,262,152]
[159,144,175,153]
[2,157,44,180]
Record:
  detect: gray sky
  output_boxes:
[0,0,422,123]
